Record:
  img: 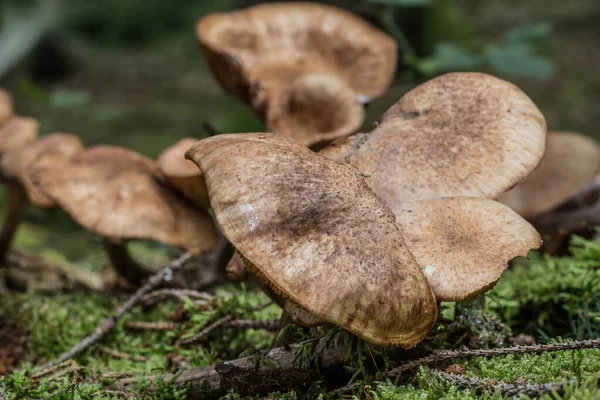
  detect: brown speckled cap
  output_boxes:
[322,72,547,210]
[196,2,397,147]
[156,138,209,208]
[498,131,600,219]
[0,117,39,156]
[396,197,541,301]
[2,133,83,207]
[186,133,437,348]
[32,145,217,254]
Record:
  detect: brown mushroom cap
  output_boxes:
[156,138,209,208]
[2,133,83,208]
[266,74,365,147]
[396,197,541,302]
[498,132,600,219]
[0,117,39,156]
[328,72,546,208]
[0,89,13,124]
[32,145,217,254]
[196,2,396,147]
[186,133,437,348]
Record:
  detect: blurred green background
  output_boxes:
[0,0,598,265]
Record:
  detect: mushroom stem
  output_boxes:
[211,232,234,283]
[102,238,153,285]
[0,182,27,264]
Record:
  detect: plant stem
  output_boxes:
[380,5,418,65]
[0,182,27,264]
[102,238,153,285]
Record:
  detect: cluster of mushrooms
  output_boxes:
[2,2,599,349]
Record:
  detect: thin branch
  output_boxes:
[100,346,147,362]
[224,319,279,331]
[126,321,180,331]
[140,288,215,307]
[435,371,567,397]
[393,337,600,384]
[41,253,192,369]
[180,315,233,345]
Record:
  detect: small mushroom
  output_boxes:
[321,72,547,208]
[0,89,13,125]
[31,145,218,285]
[498,132,600,220]
[395,197,541,301]
[0,133,81,262]
[156,138,209,208]
[0,117,39,158]
[186,133,437,348]
[196,2,397,147]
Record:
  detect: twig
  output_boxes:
[41,253,192,369]
[224,319,279,331]
[435,371,567,397]
[393,337,600,384]
[100,346,147,362]
[180,315,233,345]
[126,321,180,331]
[140,288,215,307]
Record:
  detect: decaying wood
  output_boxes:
[41,253,191,369]
[118,334,428,399]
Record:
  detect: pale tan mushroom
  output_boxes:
[156,138,209,208]
[0,117,39,158]
[396,197,541,301]
[196,2,397,147]
[321,72,547,209]
[0,133,80,262]
[31,145,218,284]
[186,133,437,348]
[498,132,600,220]
[0,89,13,125]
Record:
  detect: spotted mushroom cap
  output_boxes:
[186,133,437,348]
[0,116,39,157]
[0,89,13,125]
[498,132,600,219]
[31,145,217,254]
[396,197,541,302]
[2,133,83,208]
[323,72,546,209]
[196,2,397,147]
[156,138,209,208]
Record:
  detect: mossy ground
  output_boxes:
[1,236,600,399]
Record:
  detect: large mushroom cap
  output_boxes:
[332,72,546,208]
[266,74,365,148]
[186,133,437,348]
[2,133,83,208]
[0,117,39,156]
[32,146,217,254]
[0,89,13,124]
[156,138,209,208]
[197,2,397,147]
[396,197,541,302]
[498,132,600,219]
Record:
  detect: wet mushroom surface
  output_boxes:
[186,133,437,348]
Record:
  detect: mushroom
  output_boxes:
[0,89,13,125]
[0,117,41,262]
[156,138,209,208]
[31,145,218,285]
[320,72,547,207]
[186,133,437,348]
[498,132,600,220]
[395,197,541,301]
[196,2,397,148]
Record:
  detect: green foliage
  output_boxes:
[488,236,600,340]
